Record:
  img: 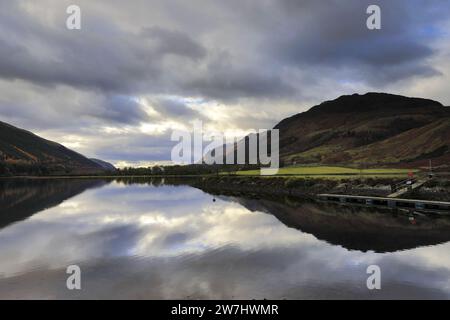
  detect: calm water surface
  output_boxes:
[0,178,450,299]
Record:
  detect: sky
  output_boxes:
[0,0,449,167]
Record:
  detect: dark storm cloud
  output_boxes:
[151,98,204,121]
[93,95,148,124]
[0,0,448,98]
[0,25,145,92]
[265,0,449,85]
[92,132,175,162]
[141,27,207,60]
[0,2,206,93]
[183,53,296,101]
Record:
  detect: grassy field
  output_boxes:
[233,166,418,178]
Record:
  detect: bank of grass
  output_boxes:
[233,165,418,179]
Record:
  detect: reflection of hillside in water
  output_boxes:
[111,177,450,253]
[0,178,108,230]
[222,195,450,253]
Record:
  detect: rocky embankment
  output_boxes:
[404,179,450,201]
[187,176,450,201]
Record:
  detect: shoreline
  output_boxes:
[2,174,449,202]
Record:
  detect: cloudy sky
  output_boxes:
[1,0,449,167]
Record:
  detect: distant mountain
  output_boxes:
[275,93,450,167]
[0,120,106,175]
[90,158,116,171]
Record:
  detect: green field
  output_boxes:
[234,166,418,178]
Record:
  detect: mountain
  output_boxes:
[0,120,106,175]
[274,93,450,167]
[90,158,116,171]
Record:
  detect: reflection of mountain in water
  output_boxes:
[0,178,108,229]
[224,195,450,253]
[115,178,450,253]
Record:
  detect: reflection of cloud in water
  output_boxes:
[0,181,449,299]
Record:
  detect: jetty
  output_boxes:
[317,193,450,215]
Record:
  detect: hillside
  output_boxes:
[342,118,450,166]
[90,158,116,171]
[0,120,105,175]
[274,93,450,167]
